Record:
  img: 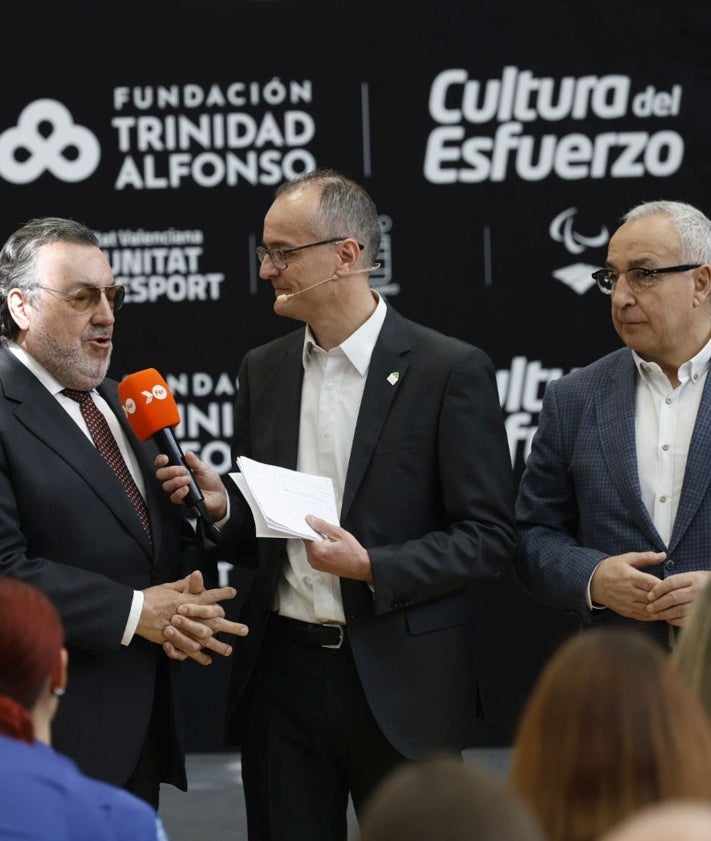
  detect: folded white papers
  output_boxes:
[229,455,339,540]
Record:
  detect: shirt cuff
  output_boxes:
[122,590,144,646]
[212,491,231,531]
[587,562,606,611]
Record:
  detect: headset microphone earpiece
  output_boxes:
[276,264,381,303]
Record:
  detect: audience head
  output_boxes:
[673,577,711,723]
[599,800,711,841]
[510,627,711,841]
[0,576,67,744]
[358,753,546,841]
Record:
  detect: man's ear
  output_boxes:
[6,288,31,331]
[51,648,68,696]
[334,238,363,276]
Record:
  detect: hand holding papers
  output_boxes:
[229,456,339,540]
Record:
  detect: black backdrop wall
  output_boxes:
[5,0,711,749]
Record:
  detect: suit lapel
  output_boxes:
[670,372,711,550]
[1,352,152,555]
[596,351,660,543]
[271,332,305,470]
[341,309,410,522]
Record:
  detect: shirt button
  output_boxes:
[659,495,667,503]
[662,444,670,451]
[665,559,675,571]
[665,397,672,404]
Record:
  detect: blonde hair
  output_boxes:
[673,578,711,724]
[510,628,711,841]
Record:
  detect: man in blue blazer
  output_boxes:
[0,217,247,807]
[516,200,711,650]
[157,168,518,840]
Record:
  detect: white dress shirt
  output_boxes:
[274,292,387,625]
[633,339,711,545]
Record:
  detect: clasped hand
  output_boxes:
[591,552,711,626]
[139,569,248,666]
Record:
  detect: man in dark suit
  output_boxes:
[157,169,518,840]
[0,216,248,808]
[515,200,711,650]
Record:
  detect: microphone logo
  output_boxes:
[121,382,170,418]
[118,367,213,523]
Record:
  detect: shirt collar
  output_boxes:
[632,334,711,384]
[8,343,67,396]
[302,292,387,376]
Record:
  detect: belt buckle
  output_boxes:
[321,623,344,649]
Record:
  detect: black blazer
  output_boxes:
[0,347,213,788]
[219,306,518,756]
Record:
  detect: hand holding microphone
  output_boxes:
[118,368,214,525]
[277,264,381,302]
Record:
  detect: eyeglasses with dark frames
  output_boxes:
[36,284,126,311]
[255,237,363,270]
[592,264,702,295]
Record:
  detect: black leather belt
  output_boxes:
[272,615,345,649]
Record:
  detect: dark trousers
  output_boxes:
[241,618,405,841]
[124,661,175,810]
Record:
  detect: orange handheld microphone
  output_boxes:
[276,264,381,303]
[117,368,213,525]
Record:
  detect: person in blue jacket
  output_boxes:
[0,575,170,841]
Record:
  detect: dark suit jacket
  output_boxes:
[515,347,711,648]
[0,347,213,788]
[217,305,518,756]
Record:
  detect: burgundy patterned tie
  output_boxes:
[63,389,152,542]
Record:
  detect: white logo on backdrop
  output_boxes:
[112,80,317,189]
[370,216,400,300]
[96,228,226,304]
[497,356,571,466]
[424,66,684,184]
[550,207,608,295]
[0,99,100,184]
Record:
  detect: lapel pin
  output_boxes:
[387,371,400,386]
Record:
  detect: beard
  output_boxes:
[26,323,112,391]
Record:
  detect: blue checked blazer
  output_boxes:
[515,346,711,648]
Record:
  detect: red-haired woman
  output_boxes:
[0,576,170,840]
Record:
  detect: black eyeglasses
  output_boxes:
[592,264,702,295]
[36,284,126,311]
[255,237,363,270]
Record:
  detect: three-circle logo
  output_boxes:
[0,98,100,184]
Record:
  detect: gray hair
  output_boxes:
[274,168,381,266]
[623,200,711,265]
[0,217,99,343]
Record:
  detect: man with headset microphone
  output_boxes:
[156,168,517,841]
